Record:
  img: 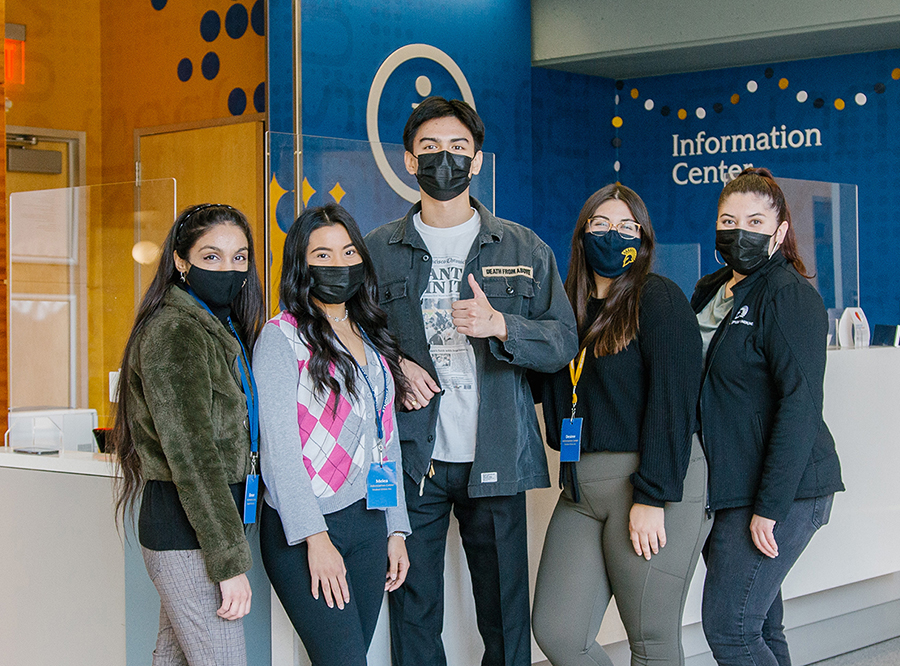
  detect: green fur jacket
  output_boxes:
[128,285,252,582]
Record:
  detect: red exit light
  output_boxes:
[6,39,25,85]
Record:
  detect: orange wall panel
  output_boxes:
[5,0,103,183]
[100,0,266,183]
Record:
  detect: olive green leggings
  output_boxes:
[532,438,711,666]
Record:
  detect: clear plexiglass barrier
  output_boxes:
[780,177,860,310]
[267,132,495,234]
[8,179,176,426]
[265,132,495,314]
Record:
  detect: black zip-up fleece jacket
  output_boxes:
[365,198,578,498]
[692,251,843,522]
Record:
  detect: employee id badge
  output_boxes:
[559,418,583,462]
[243,474,259,524]
[366,461,399,509]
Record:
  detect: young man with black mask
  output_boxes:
[365,97,578,666]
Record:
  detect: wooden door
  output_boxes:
[137,120,266,297]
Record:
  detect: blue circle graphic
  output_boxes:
[151,0,167,10]
[276,192,295,232]
[201,52,220,80]
[200,11,221,42]
[177,58,193,82]
[253,82,266,112]
[226,4,249,39]
[229,88,248,116]
[251,0,265,36]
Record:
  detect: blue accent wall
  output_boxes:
[615,50,900,324]
[266,2,900,324]
[298,0,533,226]
[531,68,616,275]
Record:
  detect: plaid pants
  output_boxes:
[142,547,247,666]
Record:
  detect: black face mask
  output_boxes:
[186,265,246,309]
[309,263,366,305]
[415,151,473,201]
[715,229,775,276]
[583,233,641,278]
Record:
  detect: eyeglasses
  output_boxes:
[587,217,642,240]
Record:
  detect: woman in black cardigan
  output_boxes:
[694,168,844,666]
[532,183,709,666]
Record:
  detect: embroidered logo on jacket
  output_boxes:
[730,305,754,326]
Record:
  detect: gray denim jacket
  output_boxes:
[365,198,578,498]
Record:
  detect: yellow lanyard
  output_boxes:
[568,349,586,421]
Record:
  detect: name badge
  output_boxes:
[243,474,260,524]
[367,461,399,509]
[559,418,582,462]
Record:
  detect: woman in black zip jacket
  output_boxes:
[693,168,843,666]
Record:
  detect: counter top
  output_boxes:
[0,446,117,477]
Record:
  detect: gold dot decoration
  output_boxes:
[612,116,623,128]
[629,64,898,123]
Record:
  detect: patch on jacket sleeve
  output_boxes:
[482,265,533,279]
[481,472,498,483]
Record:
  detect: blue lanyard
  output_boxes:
[186,289,259,464]
[335,329,388,445]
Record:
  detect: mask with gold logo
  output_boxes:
[583,233,641,278]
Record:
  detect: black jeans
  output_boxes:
[389,461,531,666]
[702,496,834,666]
[260,500,387,666]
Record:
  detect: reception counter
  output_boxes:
[0,448,272,666]
[2,347,899,665]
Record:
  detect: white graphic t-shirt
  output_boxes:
[413,209,481,462]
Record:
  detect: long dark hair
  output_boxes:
[719,167,810,277]
[280,203,410,406]
[112,203,266,525]
[565,184,656,356]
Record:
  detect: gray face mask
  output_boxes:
[415,151,473,201]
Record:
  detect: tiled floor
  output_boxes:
[814,638,900,666]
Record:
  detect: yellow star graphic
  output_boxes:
[329,182,346,204]
[302,177,317,207]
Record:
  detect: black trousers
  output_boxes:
[389,461,531,666]
[260,500,387,666]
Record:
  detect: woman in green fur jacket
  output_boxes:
[112,204,265,666]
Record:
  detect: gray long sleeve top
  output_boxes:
[253,318,411,545]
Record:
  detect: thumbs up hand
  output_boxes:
[451,273,508,341]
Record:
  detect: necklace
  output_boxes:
[327,309,349,323]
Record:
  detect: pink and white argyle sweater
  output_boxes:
[267,312,396,498]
